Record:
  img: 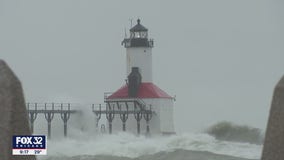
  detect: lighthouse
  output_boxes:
[123,19,153,82]
[105,19,175,135]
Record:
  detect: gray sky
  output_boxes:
[1,0,284,132]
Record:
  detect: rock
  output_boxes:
[261,76,284,160]
[0,60,36,160]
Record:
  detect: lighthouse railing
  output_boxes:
[104,92,113,102]
[93,98,154,135]
[26,102,79,139]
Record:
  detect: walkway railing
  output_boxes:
[27,103,78,139]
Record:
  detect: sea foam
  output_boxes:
[40,132,261,160]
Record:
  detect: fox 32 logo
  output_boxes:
[12,135,47,155]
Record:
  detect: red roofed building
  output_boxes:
[107,83,172,99]
[104,19,175,135]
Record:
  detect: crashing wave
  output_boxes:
[205,121,264,144]
[39,149,258,160]
[38,132,261,160]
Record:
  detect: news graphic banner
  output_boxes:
[12,135,47,155]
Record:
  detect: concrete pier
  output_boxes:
[261,76,284,160]
[0,60,36,160]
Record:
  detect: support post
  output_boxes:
[92,104,102,130]
[134,102,143,135]
[28,103,38,133]
[44,103,55,139]
[60,103,71,137]
[143,105,153,135]
[119,102,129,131]
[106,103,115,134]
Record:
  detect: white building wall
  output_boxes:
[159,99,175,134]
[126,47,152,82]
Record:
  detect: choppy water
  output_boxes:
[38,132,261,160]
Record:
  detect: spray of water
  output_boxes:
[37,132,261,160]
[32,96,261,160]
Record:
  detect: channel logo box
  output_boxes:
[12,135,47,155]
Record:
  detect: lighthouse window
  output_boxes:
[130,32,135,38]
[135,32,140,38]
[141,32,147,38]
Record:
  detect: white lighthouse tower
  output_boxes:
[124,19,153,82]
[105,19,175,135]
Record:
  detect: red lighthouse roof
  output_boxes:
[107,83,172,99]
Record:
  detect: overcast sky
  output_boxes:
[1,0,284,132]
